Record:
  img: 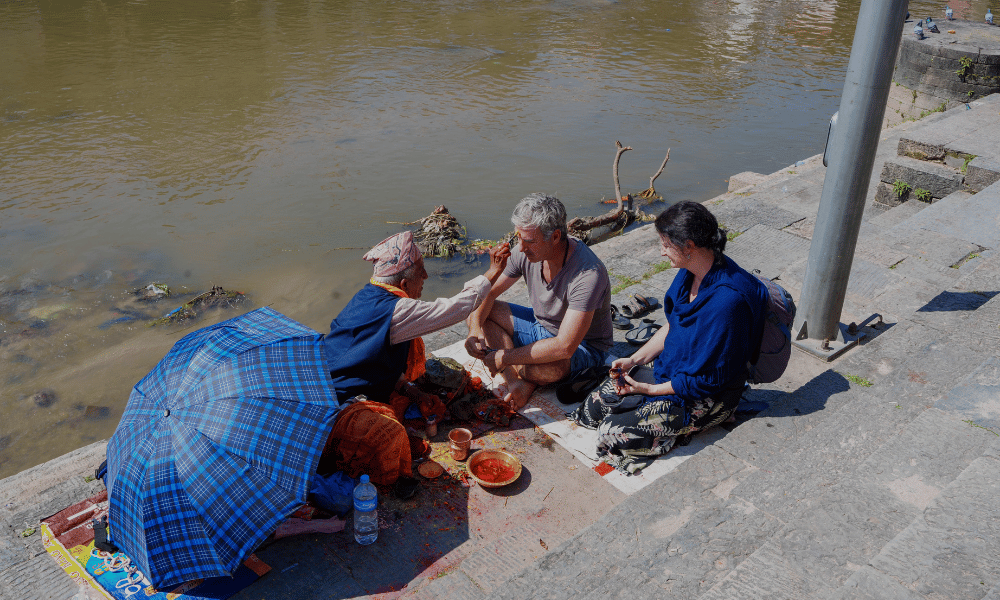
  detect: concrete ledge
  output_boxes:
[727,171,768,193]
[965,156,1000,191]
[880,156,965,200]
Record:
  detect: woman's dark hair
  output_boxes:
[654,201,727,264]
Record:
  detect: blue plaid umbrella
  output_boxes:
[106,307,340,588]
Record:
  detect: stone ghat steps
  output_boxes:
[884,92,1000,205]
[487,156,1000,598]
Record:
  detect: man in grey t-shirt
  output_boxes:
[466,194,613,410]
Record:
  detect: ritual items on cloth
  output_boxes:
[414,358,516,427]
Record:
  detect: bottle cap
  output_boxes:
[360,474,369,483]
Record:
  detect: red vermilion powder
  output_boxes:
[472,458,516,483]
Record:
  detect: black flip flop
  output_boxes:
[610,305,633,330]
[625,321,661,346]
[620,294,660,319]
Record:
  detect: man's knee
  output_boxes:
[523,359,571,386]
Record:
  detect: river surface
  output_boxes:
[0,0,994,477]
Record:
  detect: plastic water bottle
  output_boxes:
[353,475,378,545]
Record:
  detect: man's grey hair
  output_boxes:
[511,193,568,241]
[372,260,421,287]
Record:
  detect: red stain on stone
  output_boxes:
[593,462,614,476]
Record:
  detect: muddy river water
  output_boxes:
[0,0,990,476]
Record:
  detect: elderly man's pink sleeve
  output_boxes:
[389,275,492,345]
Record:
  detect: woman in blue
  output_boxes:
[573,201,769,474]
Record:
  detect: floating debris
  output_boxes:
[134,283,170,302]
[150,286,248,326]
[409,206,468,258]
[392,206,511,259]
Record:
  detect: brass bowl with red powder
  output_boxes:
[467,449,522,488]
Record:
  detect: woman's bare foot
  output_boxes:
[503,380,536,410]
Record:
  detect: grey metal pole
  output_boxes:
[792,0,909,360]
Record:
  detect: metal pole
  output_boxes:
[792,0,910,361]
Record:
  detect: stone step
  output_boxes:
[700,408,999,600]
[896,94,1000,161]
[965,156,1000,192]
[692,338,1000,600]
[726,322,984,519]
[838,444,1000,599]
[894,182,1000,251]
[875,155,965,205]
[489,444,780,600]
[866,199,927,228]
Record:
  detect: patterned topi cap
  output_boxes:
[363,231,422,277]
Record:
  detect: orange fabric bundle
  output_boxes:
[318,400,412,486]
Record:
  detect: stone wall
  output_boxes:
[884,19,1000,128]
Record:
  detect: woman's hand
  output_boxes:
[484,242,511,284]
[613,372,656,396]
[608,358,634,395]
[609,357,634,372]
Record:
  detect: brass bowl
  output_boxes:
[466,449,522,488]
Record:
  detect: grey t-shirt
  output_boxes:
[504,237,613,352]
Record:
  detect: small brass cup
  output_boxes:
[448,428,473,461]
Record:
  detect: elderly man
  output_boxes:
[466,193,613,410]
[318,231,509,492]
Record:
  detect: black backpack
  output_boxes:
[747,274,796,384]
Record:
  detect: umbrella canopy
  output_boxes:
[106,307,340,588]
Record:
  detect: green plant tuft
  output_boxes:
[844,373,873,387]
[610,261,672,294]
[892,179,911,198]
[956,56,973,80]
[913,188,932,203]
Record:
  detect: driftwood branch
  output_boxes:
[613,140,632,211]
[566,141,635,234]
[637,149,670,199]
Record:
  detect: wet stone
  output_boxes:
[82,405,110,420]
[31,390,56,408]
[133,282,170,302]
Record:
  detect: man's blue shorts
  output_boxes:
[507,303,609,378]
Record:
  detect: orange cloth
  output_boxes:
[388,391,447,424]
[318,401,412,486]
[369,279,426,382]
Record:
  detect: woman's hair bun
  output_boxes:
[715,227,728,254]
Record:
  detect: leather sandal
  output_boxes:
[610,305,633,330]
[620,294,660,319]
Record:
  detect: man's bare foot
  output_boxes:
[503,380,535,411]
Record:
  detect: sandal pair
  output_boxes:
[620,294,660,319]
